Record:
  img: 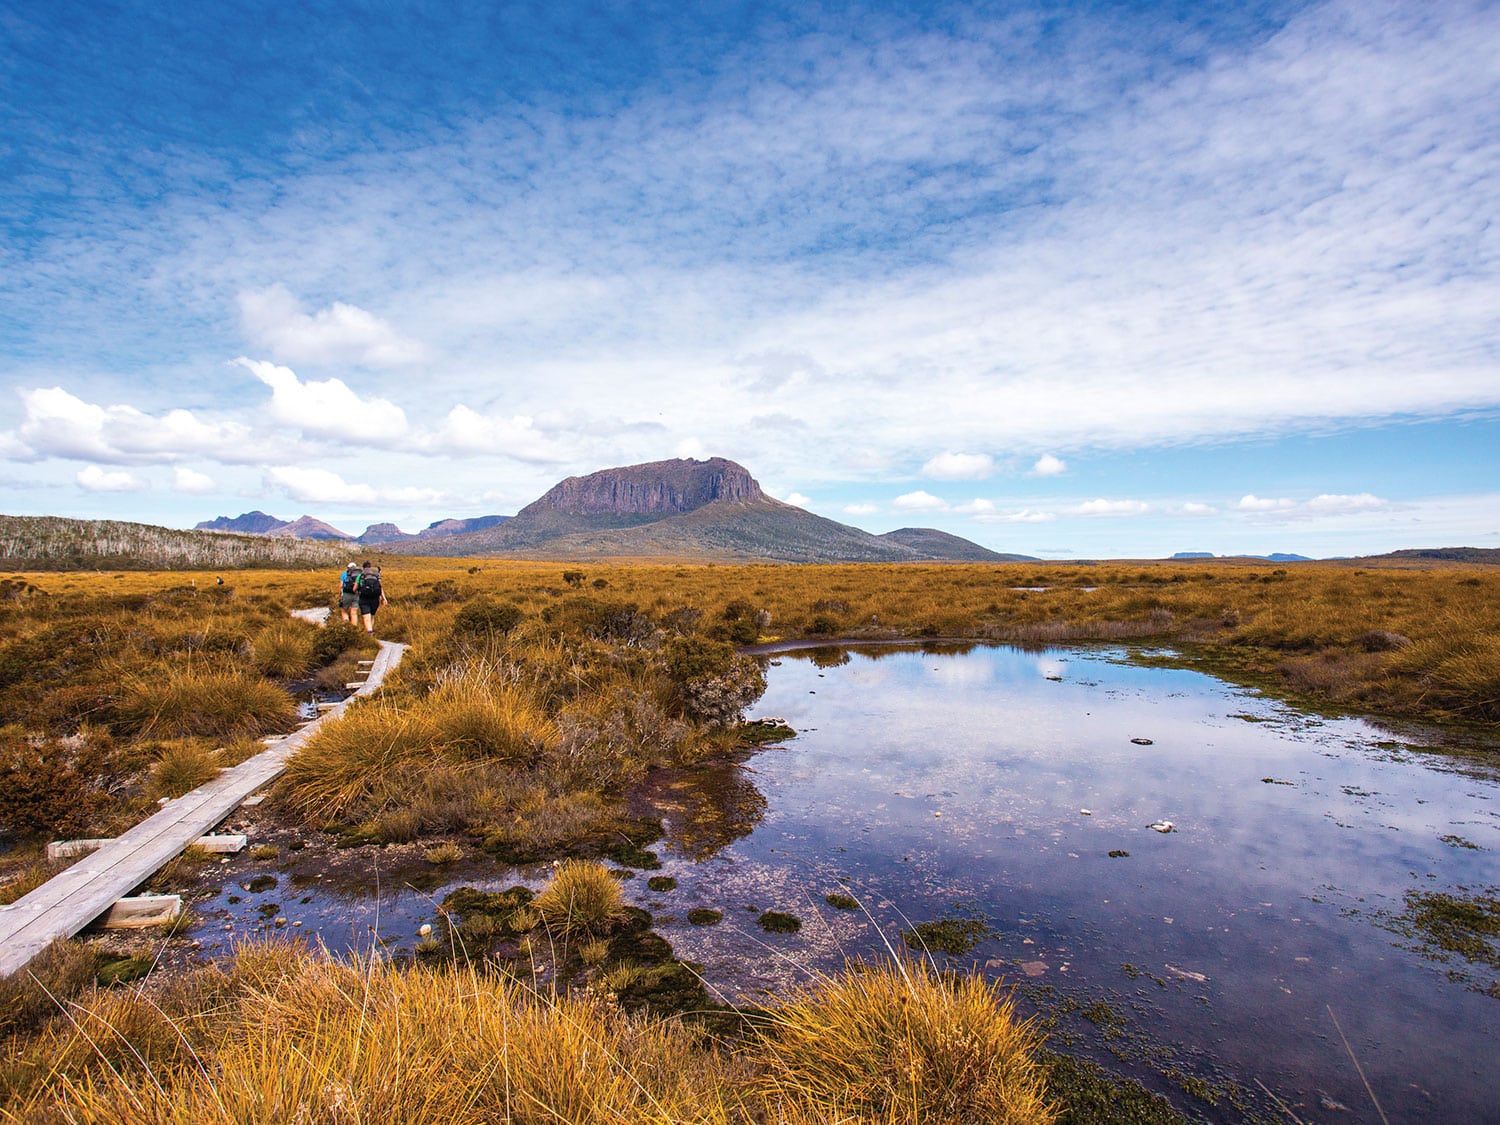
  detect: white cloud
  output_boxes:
[1030,454,1067,477]
[973,508,1057,524]
[675,437,707,460]
[783,492,812,508]
[922,452,995,481]
[1236,494,1297,512]
[236,357,408,444]
[893,490,948,511]
[1175,502,1217,516]
[953,498,996,515]
[843,502,879,515]
[173,467,215,494]
[1304,492,1388,515]
[265,466,444,507]
[238,285,427,367]
[426,405,566,463]
[76,465,145,492]
[12,387,251,464]
[1071,498,1151,517]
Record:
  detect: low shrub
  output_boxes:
[452,596,525,639]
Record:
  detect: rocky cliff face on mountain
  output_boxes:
[195,511,287,535]
[519,457,762,518]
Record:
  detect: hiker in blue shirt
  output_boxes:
[338,563,361,626]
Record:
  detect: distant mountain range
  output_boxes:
[1170,551,1315,562]
[196,511,510,546]
[198,458,1034,563]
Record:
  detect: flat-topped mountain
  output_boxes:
[386,457,1032,563]
[522,457,761,518]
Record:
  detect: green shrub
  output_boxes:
[452,597,524,639]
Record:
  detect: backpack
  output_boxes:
[341,569,359,594]
[360,569,382,599]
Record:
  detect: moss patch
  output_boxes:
[758,910,801,934]
[687,908,722,926]
[824,892,859,910]
[647,875,677,892]
[1384,885,1500,994]
[902,917,991,956]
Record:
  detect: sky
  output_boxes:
[2,0,1497,559]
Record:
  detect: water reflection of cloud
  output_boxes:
[1036,656,1067,681]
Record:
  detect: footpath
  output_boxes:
[0,613,405,979]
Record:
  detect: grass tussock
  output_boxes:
[2,942,1058,1125]
[749,955,1055,1124]
[145,738,223,800]
[119,666,296,739]
[531,859,627,938]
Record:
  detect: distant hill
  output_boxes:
[384,458,1020,563]
[196,510,287,535]
[1365,547,1500,566]
[1171,551,1214,559]
[0,515,344,570]
[267,515,351,540]
[879,527,1032,562]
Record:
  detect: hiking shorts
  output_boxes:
[339,592,359,608]
[357,596,381,616]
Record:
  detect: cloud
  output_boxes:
[922,452,995,481]
[843,502,879,515]
[674,437,707,459]
[265,466,444,507]
[12,387,251,464]
[238,285,427,367]
[1236,494,1297,512]
[1304,492,1388,515]
[973,508,1057,524]
[783,492,812,508]
[953,498,996,515]
[173,467,215,494]
[426,405,567,463]
[236,357,408,444]
[76,465,146,492]
[1070,498,1151,517]
[1175,502,1217,516]
[1030,454,1067,477]
[893,490,948,511]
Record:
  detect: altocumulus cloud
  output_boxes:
[1071,499,1151,517]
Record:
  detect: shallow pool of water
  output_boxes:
[652,644,1500,1123]
[189,643,1499,1122]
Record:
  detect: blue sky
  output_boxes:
[2,0,1497,559]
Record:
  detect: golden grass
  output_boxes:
[118,665,297,739]
[2,941,1056,1125]
[749,954,1056,1124]
[532,859,628,938]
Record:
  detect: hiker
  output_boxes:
[339,562,361,625]
[357,560,387,636]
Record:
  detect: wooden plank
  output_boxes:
[0,638,406,979]
[103,895,182,929]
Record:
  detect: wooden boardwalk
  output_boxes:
[0,636,405,979]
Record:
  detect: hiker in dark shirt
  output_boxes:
[356,561,387,636]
